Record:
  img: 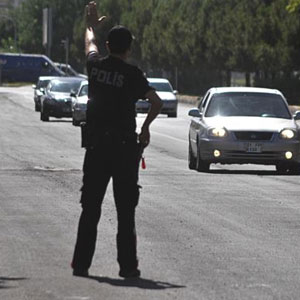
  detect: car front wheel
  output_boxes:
[40,111,49,122]
[168,112,177,118]
[196,146,210,172]
[72,119,81,126]
[188,143,197,170]
[35,103,41,112]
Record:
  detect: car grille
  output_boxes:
[58,101,71,106]
[222,151,282,160]
[233,131,273,141]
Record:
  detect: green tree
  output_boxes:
[200,0,238,85]
[254,0,300,104]
[287,0,300,12]
[120,0,154,66]
[15,0,88,68]
[255,0,300,76]
[4,0,300,98]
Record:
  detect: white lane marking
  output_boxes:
[152,130,188,144]
[33,166,80,172]
[65,297,90,300]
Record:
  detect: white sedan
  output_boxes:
[71,80,88,126]
[136,78,178,117]
[188,87,300,173]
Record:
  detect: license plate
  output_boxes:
[245,142,262,153]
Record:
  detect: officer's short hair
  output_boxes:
[107,25,134,54]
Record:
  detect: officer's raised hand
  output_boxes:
[85,1,106,29]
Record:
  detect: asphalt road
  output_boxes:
[1,85,300,300]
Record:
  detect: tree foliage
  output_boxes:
[287,0,300,12]
[2,0,300,101]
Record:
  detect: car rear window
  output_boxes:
[40,80,50,88]
[149,81,173,92]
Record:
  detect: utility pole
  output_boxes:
[0,58,7,86]
[43,7,52,58]
[61,38,69,74]
[175,66,178,91]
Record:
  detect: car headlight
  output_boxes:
[280,129,295,139]
[208,127,228,138]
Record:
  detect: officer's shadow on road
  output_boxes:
[0,276,27,289]
[88,275,186,290]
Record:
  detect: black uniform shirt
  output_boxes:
[86,52,153,134]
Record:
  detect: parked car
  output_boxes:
[54,62,87,79]
[32,76,58,112]
[0,53,65,82]
[136,78,178,117]
[71,80,89,126]
[188,87,300,173]
[40,77,85,121]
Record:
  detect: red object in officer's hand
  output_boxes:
[141,157,146,169]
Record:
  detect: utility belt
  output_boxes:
[81,122,138,149]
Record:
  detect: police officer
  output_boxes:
[72,1,162,278]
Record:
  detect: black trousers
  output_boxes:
[72,133,141,271]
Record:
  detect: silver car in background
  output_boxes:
[32,76,57,112]
[136,78,178,117]
[54,62,87,79]
[40,77,85,122]
[188,87,300,173]
[71,80,88,126]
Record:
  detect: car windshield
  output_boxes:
[79,85,88,96]
[62,66,77,76]
[39,80,51,88]
[149,81,173,92]
[205,92,291,119]
[50,81,81,93]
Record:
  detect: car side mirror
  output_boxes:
[32,84,37,89]
[173,90,178,95]
[70,92,76,97]
[294,111,300,120]
[188,108,202,118]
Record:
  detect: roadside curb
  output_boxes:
[177,95,199,106]
[289,105,300,114]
